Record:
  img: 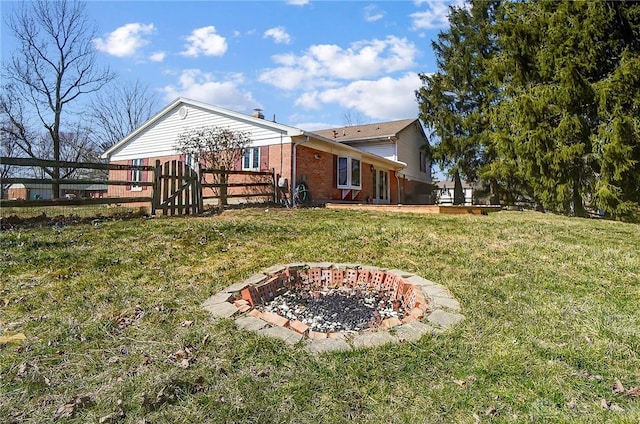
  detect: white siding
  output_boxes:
[396,125,431,184]
[109,103,293,161]
[353,142,396,161]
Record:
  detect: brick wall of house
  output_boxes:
[107,155,178,198]
[106,143,431,207]
[110,152,278,205]
[295,145,378,203]
[391,172,400,204]
[267,143,293,182]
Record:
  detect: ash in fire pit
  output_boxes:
[263,287,400,333]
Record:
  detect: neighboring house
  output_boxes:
[435,180,473,205]
[7,183,107,200]
[101,98,433,205]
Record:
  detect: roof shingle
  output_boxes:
[312,118,417,142]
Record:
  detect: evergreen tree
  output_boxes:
[492,1,640,218]
[416,0,502,203]
[591,2,640,219]
[420,0,640,220]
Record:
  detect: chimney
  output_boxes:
[252,108,264,119]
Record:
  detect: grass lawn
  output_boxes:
[1,208,639,423]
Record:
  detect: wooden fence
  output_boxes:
[200,166,275,206]
[0,157,276,216]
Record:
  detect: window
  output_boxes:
[338,157,348,186]
[351,158,361,187]
[185,154,196,171]
[243,147,260,170]
[420,151,427,172]
[337,156,362,189]
[131,158,142,191]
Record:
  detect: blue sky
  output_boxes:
[1,0,459,131]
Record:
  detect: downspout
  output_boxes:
[292,135,310,192]
[393,136,400,204]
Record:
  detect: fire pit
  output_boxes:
[203,263,465,352]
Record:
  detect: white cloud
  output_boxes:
[294,73,421,120]
[149,51,166,62]
[93,23,155,57]
[410,0,452,30]
[295,121,340,131]
[181,26,227,57]
[286,0,309,5]
[295,91,321,110]
[160,69,260,112]
[364,5,384,23]
[264,26,291,44]
[259,36,417,90]
[259,67,311,91]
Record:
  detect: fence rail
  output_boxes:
[1,156,154,171]
[1,156,276,215]
[200,167,275,206]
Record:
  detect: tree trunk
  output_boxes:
[220,166,228,206]
[52,128,61,199]
[453,169,465,205]
[489,178,500,205]
[572,181,586,218]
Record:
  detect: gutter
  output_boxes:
[332,135,398,144]
[308,132,405,170]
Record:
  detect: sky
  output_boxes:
[1,0,460,131]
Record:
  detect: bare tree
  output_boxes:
[3,0,114,198]
[177,126,252,205]
[0,85,37,159]
[1,121,19,198]
[343,110,365,127]
[177,126,251,171]
[90,80,160,152]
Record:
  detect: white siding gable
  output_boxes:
[107,101,295,161]
[396,124,431,184]
[353,142,397,161]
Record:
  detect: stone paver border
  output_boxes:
[202,263,465,352]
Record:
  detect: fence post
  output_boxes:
[196,164,203,213]
[220,166,228,206]
[271,168,276,204]
[152,160,161,215]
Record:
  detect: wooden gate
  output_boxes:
[152,160,202,216]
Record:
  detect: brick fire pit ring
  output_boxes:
[203,263,465,353]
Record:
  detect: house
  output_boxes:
[313,119,433,204]
[434,180,473,205]
[101,98,432,205]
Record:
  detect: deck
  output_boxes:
[325,203,503,215]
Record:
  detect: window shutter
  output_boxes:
[126,160,132,190]
[332,155,337,187]
[234,149,242,171]
[142,158,149,190]
[260,146,269,171]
